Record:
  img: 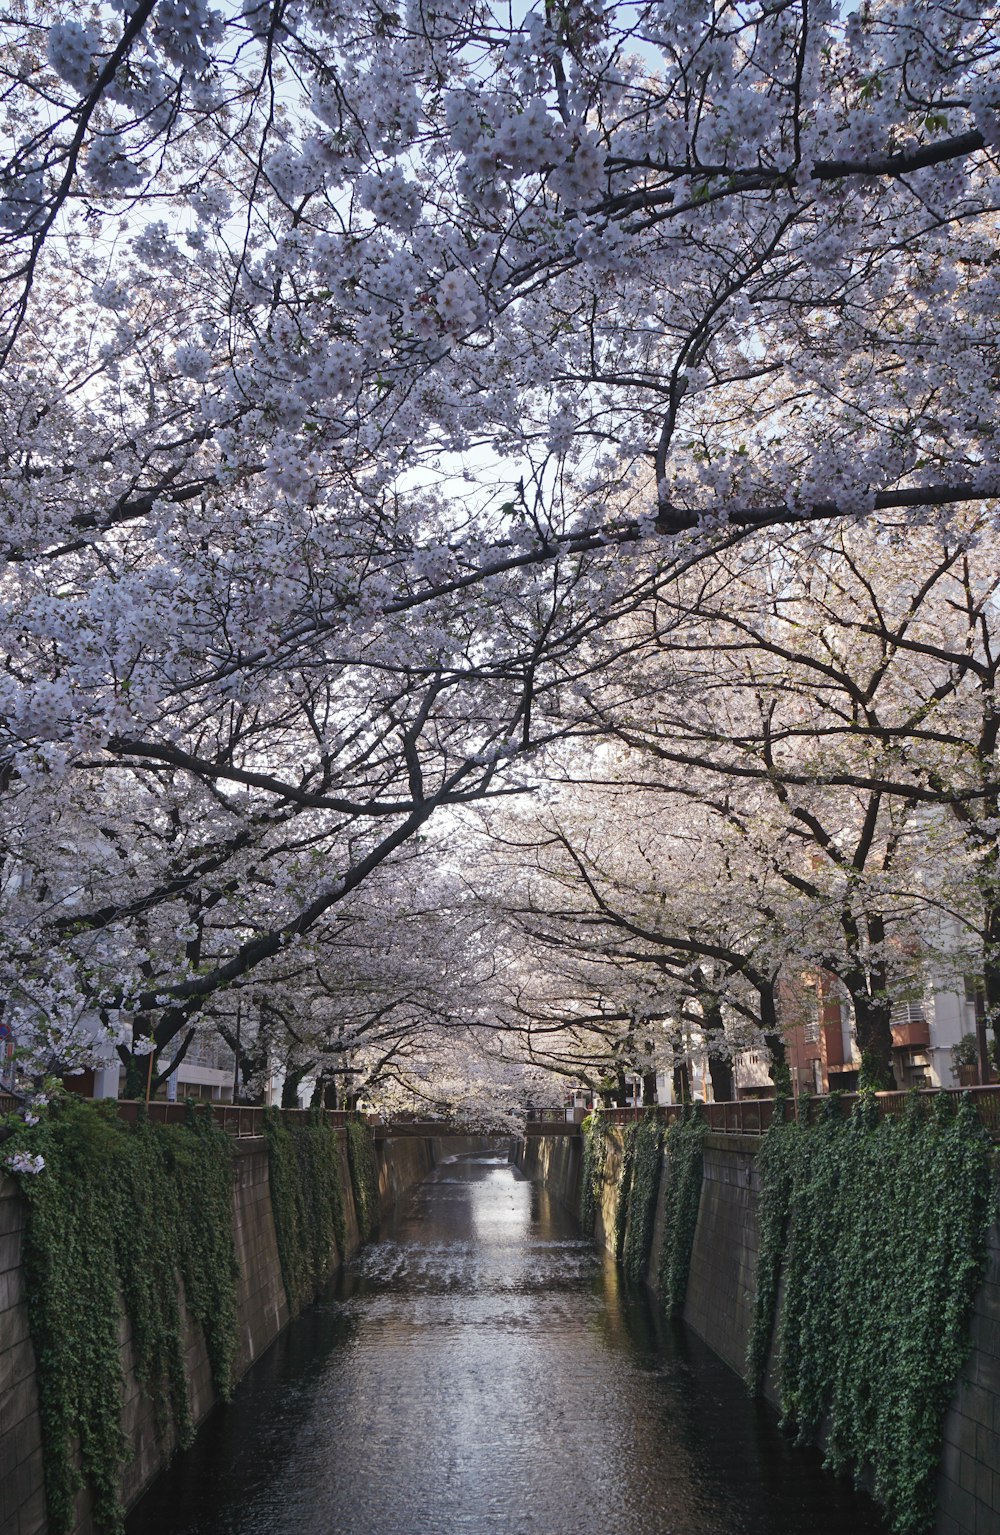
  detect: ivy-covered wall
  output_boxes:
[588,1111,703,1309]
[264,1108,349,1316]
[579,1113,607,1236]
[521,1102,1000,1535]
[13,1101,240,1535]
[345,1119,380,1242]
[746,1096,994,1535]
[615,1115,665,1285]
[655,1113,706,1314]
[0,1108,441,1535]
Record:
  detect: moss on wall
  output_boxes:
[614,1122,638,1261]
[579,1113,607,1236]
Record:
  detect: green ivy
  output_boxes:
[656,1108,706,1315]
[163,1111,241,1399]
[747,1093,995,1535]
[264,1107,348,1314]
[614,1122,638,1261]
[345,1117,380,1242]
[11,1098,238,1535]
[579,1112,607,1235]
[622,1113,664,1285]
[744,1094,801,1396]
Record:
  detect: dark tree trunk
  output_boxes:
[758,981,790,1096]
[833,910,895,1091]
[281,1066,312,1109]
[700,991,733,1103]
[310,1074,339,1109]
[607,1064,628,1107]
[642,1069,658,1105]
[852,995,896,1090]
[970,744,1000,1074]
[118,1014,157,1099]
[707,1053,734,1104]
[673,1061,691,1102]
[982,837,1000,1076]
[853,913,896,1090]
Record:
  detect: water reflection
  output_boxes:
[127,1151,888,1535]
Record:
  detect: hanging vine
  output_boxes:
[579,1112,607,1236]
[744,1095,803,1395]
[747,1093,995,1535]
[622,1113,664,1285]
[656,1108,706,1315]
[614,1122,638,1261]
[345,1117,380,1242]
[9,1098,238,1535]
[264,1108,347,1314]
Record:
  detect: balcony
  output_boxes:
[890,999,929,1050]
[891,1019,930,1048]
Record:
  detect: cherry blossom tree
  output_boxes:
[470,775,789,1100]
[552,516,999,1087]
[1,0,998,1114]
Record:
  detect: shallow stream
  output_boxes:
[126,1150,888,1535]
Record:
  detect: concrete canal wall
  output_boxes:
[514,1129,582,1216]
[372,1133,498,1214]
[516,1125,1000,1535]
[0,1130,451,1535]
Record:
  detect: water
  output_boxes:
[127,1150,888,1535]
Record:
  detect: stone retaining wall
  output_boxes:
[676,1134,762,1380]
[0,1180,42,1535]
[937,1238,1000,1535]
[0,1128,439,1535]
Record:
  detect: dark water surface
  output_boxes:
[127,1150,888,1535]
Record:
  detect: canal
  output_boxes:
[126,1148,888,1535]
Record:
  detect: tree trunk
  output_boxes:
[700,991,733,1102]
[982,837,1000,1075]
[118,1014,157,1099]
[642,1069,658,1105]
[838,910,895,1090]
[757,980,790,1096]
[281,1066,312,1108]
[672,1061,691,1101]
[707,1053,734,1104]
[853,996,896,1090]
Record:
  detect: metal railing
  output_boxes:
[372,1119,453,1137]
[113,1101,354,1137]
[595,1084,1000,1139]
[17,1086,1000,1143]
[523,1119,581,1136]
